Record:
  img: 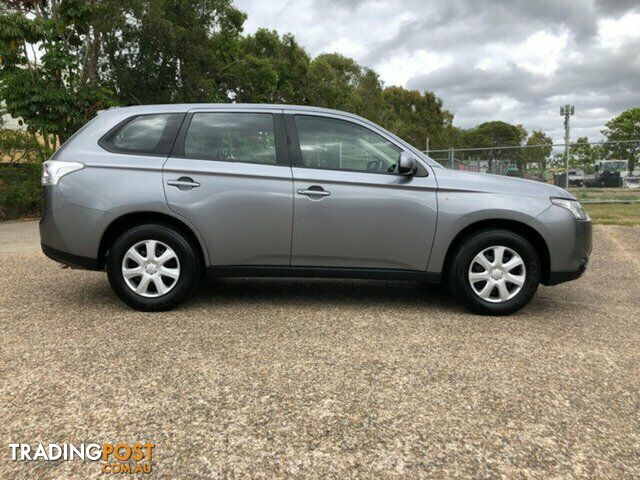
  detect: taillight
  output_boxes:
[41,161,85,186]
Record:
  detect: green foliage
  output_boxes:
[306,53,363,110]
[0,163,42,220]
[458,121,527,168]
[467,121,527,149]
[0,129,51,162]
[522,130,553,169]
[602,107,640,173]
[0,0,453,152]
[0,0,116,143]
[378,87,447,150]
[231,29,310,104]
[570,137,601,173]
[100,0,246,104]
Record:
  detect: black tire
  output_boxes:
[447,229,541,315]
[106,224,201,311]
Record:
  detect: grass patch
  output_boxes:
[570,188,640,202]
[583,203,640,226]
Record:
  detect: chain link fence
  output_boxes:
[426,140,640,203]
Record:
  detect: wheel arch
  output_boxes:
[441,219,551,284]
[97,211,208,271]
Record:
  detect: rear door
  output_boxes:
[286,113,438,271]
[163,108,293,266]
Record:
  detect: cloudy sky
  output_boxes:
[234,0,640,143]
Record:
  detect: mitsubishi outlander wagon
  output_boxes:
[40,104,592,315]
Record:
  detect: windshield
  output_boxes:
[601,161,627,172]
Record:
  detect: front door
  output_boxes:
[287,114,438,271]
[164,110,293,266]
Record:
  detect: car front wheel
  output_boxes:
[448,229,541,315]
[106,224,201,311]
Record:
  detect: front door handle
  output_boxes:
[167,177,200,191]
[297,186,331,198]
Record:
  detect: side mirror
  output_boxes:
[398,151,417,176]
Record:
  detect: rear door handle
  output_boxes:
[297,187,330,198]
[167,177,200,190]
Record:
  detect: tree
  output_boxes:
[304,57,450,149]
[523,130,552,171]
[601,107,640,175]
[99,0,246,104]
[306,53,363,111]
[462,121,527,171]
[570,137,600,173]
[429,111,464,150]
[378,87,446,150]
[0,0,116,144]
[230,29,310,104]
[352,68,385,124]
[0,0,451,153]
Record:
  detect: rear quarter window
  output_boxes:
[99,113,184,156]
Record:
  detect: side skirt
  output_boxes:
[207,265,442,283]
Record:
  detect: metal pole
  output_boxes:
[561,104,574,190]
[564,115,570,189]
[449,147,454,168]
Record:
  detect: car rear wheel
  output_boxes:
[447,229,541,315]
[106,224,201,311]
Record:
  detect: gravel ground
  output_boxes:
[0,221,639,479]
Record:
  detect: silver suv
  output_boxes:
[40,104,592,315]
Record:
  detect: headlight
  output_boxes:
[551,198,588,220]
[41,160,84,186]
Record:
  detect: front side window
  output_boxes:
[184,113,277,165]
[294,115,402,173]
[104,113,184,155]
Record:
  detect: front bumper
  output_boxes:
[546,258,588,285]
[541,214,592,286]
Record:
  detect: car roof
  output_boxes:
[103,103,367,121]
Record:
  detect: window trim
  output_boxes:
[286,113,427,177]
[98,113,186,157]
[171,112,289,167]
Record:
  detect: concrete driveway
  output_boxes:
[1,220,639,478]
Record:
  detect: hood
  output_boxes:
[432,168,575,200]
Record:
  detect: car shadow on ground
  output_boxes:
[74,270,573,317]
[188,277,460,311]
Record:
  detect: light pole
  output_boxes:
[560,104,574,189]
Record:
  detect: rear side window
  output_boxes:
[184,113,277,165]
[100,113,184,156]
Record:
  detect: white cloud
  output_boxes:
[476,31,568,77]
[376,50,450,88]
[233,0,640,142]
[598,12,640,48]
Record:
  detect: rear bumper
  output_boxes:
[39,185,115,264]
[41,243,99,270]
